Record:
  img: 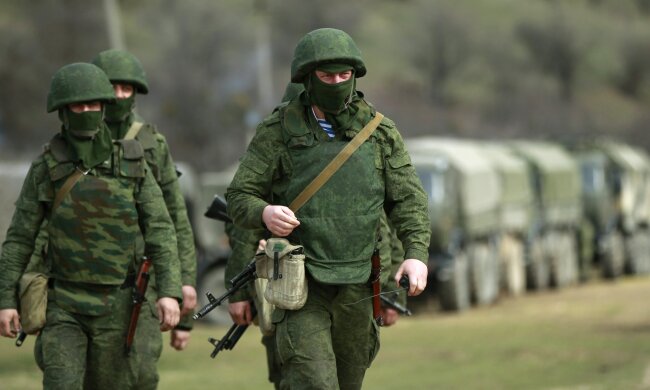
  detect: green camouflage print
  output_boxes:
[226,98,430,273]
[40,284,140,389]
[0,133,182,312]
[273,277,379,390]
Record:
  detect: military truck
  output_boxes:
[481,144,534,296]
[573,141,650,277]
[507,141,582,290]
[0,161,31,244]
[405,137,502,311]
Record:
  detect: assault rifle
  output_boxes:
[208,302,258,358]
[125,256,153,355]
[380,275,412,316]
[193,259,257,320]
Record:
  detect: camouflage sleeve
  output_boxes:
[0,160,49,309]
[225,223,265,303]
[155,134,197,287]
[136,166,182,301]
[380,118,431,263]
[226,116,289,229]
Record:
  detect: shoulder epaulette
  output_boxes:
[135,123,158,150]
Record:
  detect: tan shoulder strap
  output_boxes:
[123,121,144,141]
[289,112,384,212]
[52,169,84,213]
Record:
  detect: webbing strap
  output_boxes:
[288,112,384,212]
[52,169,84,213]
[123,121,144,141]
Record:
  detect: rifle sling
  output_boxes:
[288,112,384,212]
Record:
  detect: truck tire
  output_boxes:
[499,235,526,296]
[468,242,499,306]
[624,232,648,275]
[437,252,470,312]
[196,263,232,325]
[601,231,625,279]
[526,236,549,290]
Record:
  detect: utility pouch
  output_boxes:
[255,238,307,310]
[18,272,49,334]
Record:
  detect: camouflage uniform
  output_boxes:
[0,63,182,389]
[226,29,430,390]
[91,49,197,389]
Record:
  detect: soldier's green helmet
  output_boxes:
[91,49,149,94]
[290,28,366,83]
[46,63,116,113]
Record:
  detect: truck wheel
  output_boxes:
[527,237,549,290]
[468,242,499,306]
[437,252,470,312]
[500,235,526,296]
[624,232,646,275]
[196,263,232,325]
[601,231,625,279]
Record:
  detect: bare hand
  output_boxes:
[156,297,180,332]
[395,259,428,296]
[228,301,253,326]
[0,309,20,338]
[170,329,191,351]
[180,285,197,316]
[380,307,399,327]
[262,205,300,237]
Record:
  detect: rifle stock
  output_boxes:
[125,256,152,355]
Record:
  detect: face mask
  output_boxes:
[62,109,105,139]
[104,94,135,123]
[307,72,355,115]
[59,108,113,169]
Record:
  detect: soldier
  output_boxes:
[0,63,181,389]
[226,28,430,389]
[90,49,198,388]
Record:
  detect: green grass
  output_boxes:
[2,277,650,389]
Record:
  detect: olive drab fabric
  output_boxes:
[46,63,115,113]
[290,28,366,83]
[226,97,430,281]
[91,49,149,94]
[18,272,48,334]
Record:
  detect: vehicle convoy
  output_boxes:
[507,140,583,291]
[572,140,650,278]
[405,137,502,311]
[1,135,649,320]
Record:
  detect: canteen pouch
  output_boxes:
[18,272,49,334]
[253,278,276,336]
[255,238,307,310]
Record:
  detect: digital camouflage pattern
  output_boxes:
[226,98,430,275]
[46,63,115,113]
[290,28,366,83]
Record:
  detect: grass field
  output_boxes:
[2,277,650,389]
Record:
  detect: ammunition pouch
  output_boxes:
[18,272,49,334]
[255,238,307,310]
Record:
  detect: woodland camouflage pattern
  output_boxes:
[0,135,182,313]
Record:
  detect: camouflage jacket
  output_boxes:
[0,134,182,312]
[226,97,430,283]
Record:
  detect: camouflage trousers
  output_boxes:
[36,284,162,390]
[273,276,380,390]
[261,333,281,389]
